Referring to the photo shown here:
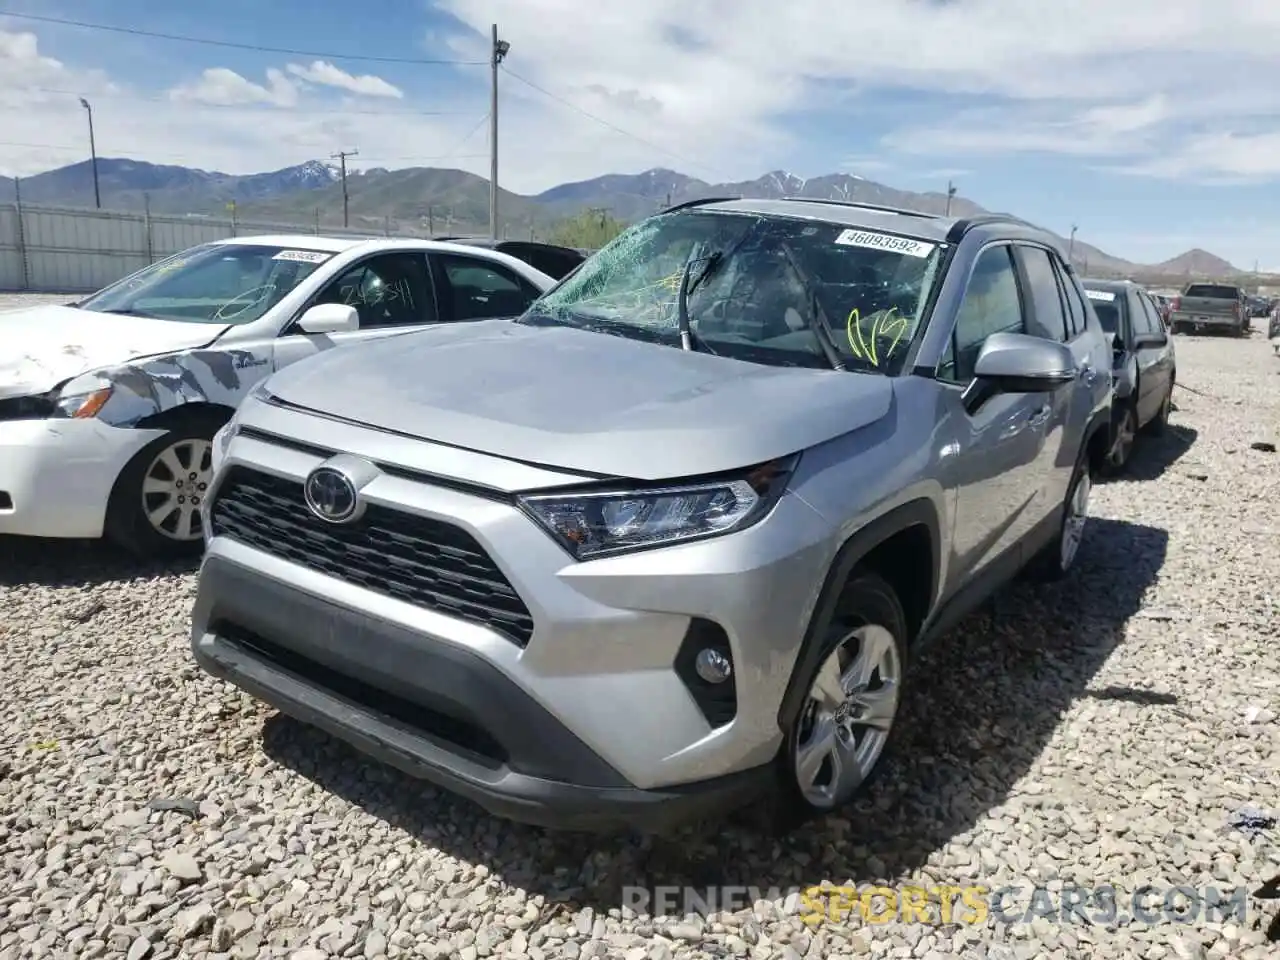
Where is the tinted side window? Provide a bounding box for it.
[1016,246,1069,342]
[1129,293,1155,334]
[435,254,539,321]
[313,253,436,329]
[938,245,1025,383]
[1139,293,1165,332]
[1054,259,1087,338]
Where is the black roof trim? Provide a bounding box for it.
[778,197,941,220]
[944,212,1038,243]
[656,196,742,215]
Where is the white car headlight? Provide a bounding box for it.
[51,380,114,419]
[518,456,796,560]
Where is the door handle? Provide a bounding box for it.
[1029,404,1051,427]
[1079,363,1098,385]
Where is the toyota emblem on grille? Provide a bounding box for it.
[304,466,359,523]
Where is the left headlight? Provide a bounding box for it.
[519,455,797,561]
[51,385,114,419]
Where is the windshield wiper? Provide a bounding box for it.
[92,307,164,319]
[677,247,721,352]
[777,241,846,372]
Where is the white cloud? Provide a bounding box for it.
[6,0,1280,195]
[286,61,403,99]
[170,67,298,108]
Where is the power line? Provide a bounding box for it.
[499,65,720,178]
[0,138,486,166]
[0,11,487,65]
[9,85,474,117]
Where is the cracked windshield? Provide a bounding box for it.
[76,243,330,324]
[521,210,942,374]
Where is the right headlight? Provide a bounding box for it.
[518,455,797,560]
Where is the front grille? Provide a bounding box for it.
[210,466,535,647]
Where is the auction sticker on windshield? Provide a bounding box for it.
[1085,289,1117,302]
[833,229,935,259]
[273,250,332,263]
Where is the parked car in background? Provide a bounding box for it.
[1081,279,1176,473]
[1167,282,1249,336]
[434,237,587,280]
[192,198,1112,831]
[0,235,555,558]
[1269,304,1280,354]
[1247,294,1272,317]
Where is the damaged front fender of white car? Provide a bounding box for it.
[54,345,274,429]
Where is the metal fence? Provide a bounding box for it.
[0,200,422,293]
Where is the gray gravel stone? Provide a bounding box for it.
[1,306,1278,959]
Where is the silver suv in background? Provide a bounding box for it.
[191,198,1113,832]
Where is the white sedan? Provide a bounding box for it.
[0,235,557,558]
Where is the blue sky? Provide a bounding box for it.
[3,0,1280,268]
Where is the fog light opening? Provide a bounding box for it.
[694,647,733,684]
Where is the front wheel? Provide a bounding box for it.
[770,572,908,832]
[105,417,223,559]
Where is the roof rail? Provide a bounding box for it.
[944,212,1038,243]
[779,197,941,220]
[657,195,741,215]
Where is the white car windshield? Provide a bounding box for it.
[518,209,944,375]
[77,243,335,325]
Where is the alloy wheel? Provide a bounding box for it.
[1060,470,1092,571]
[141,438,214,541]
[793,624,901,810]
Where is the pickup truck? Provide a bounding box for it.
[1168,282,1249,337]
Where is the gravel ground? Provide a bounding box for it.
[2,305,1278,960]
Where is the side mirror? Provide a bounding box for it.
[963,332,1076,412]
[296,303,359,334]
[1133,331,1168,349]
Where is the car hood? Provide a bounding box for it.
[263,319,896,480]
[0,304,224,399]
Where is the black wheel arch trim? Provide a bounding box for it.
[776,497,941,731]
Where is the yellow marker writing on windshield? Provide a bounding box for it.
[846,307,910,367]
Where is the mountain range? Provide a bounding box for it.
[1,157,1240,277]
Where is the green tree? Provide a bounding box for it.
[547,209,627,250]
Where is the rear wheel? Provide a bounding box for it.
[1027,443,1092,582]
[770,572,907,832]
[1146,382,1173,436]
[1103,404,1137,475]
[105,414,225,560]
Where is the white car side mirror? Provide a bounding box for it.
[297,303,359,334]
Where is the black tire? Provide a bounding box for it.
[1145,382,1173,436]
[104,412,227,560]
[1026,441,1092,583]
[1100,403,1137,477]
[767,571,908,834]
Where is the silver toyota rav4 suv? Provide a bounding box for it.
[191,198,1113,832]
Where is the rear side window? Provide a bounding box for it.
[1084,287,1123,335]
[1016,247,1068,342]
[1184,284,1240,299]
[1053,259,1087,338]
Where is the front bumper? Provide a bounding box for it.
[1170,312,1240,331]
[0,417,161,538]
[191,412,838,828]
[192,555,772,831]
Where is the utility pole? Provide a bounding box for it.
[427,205,434,236]
[79,97,100,208]
[944,180,956,217]
[331,148,358,228]
[1068,224,1078,263]
[489,24,511,240]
